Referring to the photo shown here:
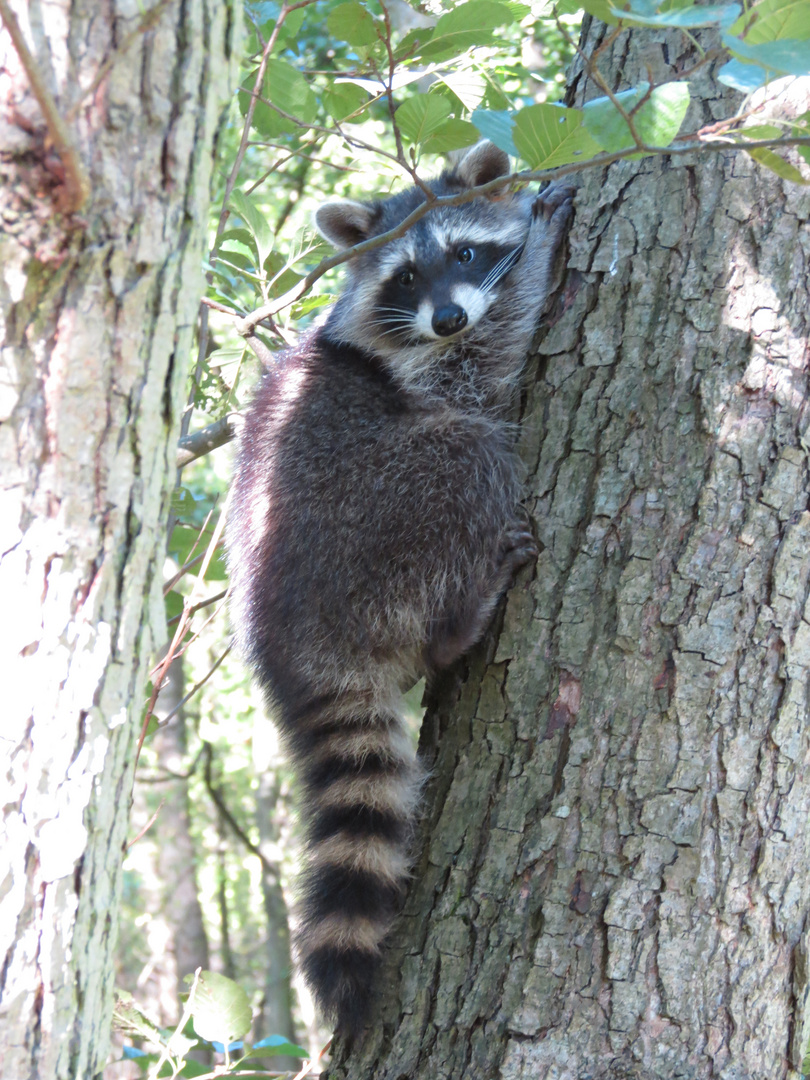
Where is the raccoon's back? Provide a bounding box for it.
[227,333,417,692]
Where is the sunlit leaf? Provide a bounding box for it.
[583,82,690,151]
[327,2,381,46]
[256,59,318,131]
[229,190,273,267]
[395,94,452,145]
[578,0,623,25]
[291,294,334,319]
[746,146,809,182]
[419,1,515,59]
[324,83,371,123]
[727,0,810,43]
[435,70,488,111]
[420,118,481,154]
[188,972,252,1046]
[513,103,601,168]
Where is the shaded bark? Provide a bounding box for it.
[0,3,238,1077]
[255,770,299,1066]
[153,657,211,1002]
[329,23,810,1080]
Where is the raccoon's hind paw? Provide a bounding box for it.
[495,523,539,589]
[533,183,576,223]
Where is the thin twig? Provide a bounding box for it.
[177,414,243,468]
[203,743,275,873]
[0,0,90,211]
[378,0,434,196]
[126,800,166,848]
[159,645,232,726]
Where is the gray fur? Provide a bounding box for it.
[227,142,574,1035]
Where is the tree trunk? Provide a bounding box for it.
[153,657,211,1010]
[329,22,810,1080]
[0,4,237,1078]
[255,770,299,1065]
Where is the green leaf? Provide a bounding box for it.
[290,294,334,319]
[394,26,435,62]
[717,57,770,90]
[395,94,452,145]
[171,487,197,514]
[471,109,518,156]
[609,0,741,27]
[727,0,810,44]
[434,70,488,111]
[725,34,810,75]
[266,58,318,121]
[513,104,601,168]
[419,1,515,59]
[246,1034,310,1058]
[791,113,810,165]
[218,228,258,259]
[277,6,306,39]
[228,190,273,267]
[420,118,481,154]
[327,2,380,46]
[740,123,784,139]
[746,146,809,183]
[188,972,252,1046]
[579,0,623,25]
[206,346,248,368]
[324,83,370,123]
[583,82,690,151]
[239,57,319,137]
[264,58,318,127]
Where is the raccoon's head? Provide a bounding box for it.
[315,142,532,365]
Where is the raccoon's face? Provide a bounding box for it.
[315,140,531,361]
[368,216,527,350]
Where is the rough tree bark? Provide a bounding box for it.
[329,21,810,1080]
[0,3,237,1077]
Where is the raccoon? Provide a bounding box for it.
[227,141,573,1036]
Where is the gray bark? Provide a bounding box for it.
[0,3,238,1077]
[255,770,298,1065]
[153,657,211,1007]
[329,23,810,1080]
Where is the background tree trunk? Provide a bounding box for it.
[0,3,237,1077]
[330,21,810,1080]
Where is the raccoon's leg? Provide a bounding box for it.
[489,185,574,370]
[286,694,423,1037]
[425,522,538,671]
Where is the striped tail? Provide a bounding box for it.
[286,697,423,1036]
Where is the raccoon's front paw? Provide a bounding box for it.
[533,183,576,223]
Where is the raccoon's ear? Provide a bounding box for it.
[314,199,376,249]
[455,140,511,189]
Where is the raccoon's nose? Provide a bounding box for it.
[432,303,468,337]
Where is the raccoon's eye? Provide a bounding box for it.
[397,268,415,287]
[457,246,475,264]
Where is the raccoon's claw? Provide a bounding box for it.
[497,525,539,584]
[533,184,576,222]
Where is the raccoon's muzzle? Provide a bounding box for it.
[432,302,468,337]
